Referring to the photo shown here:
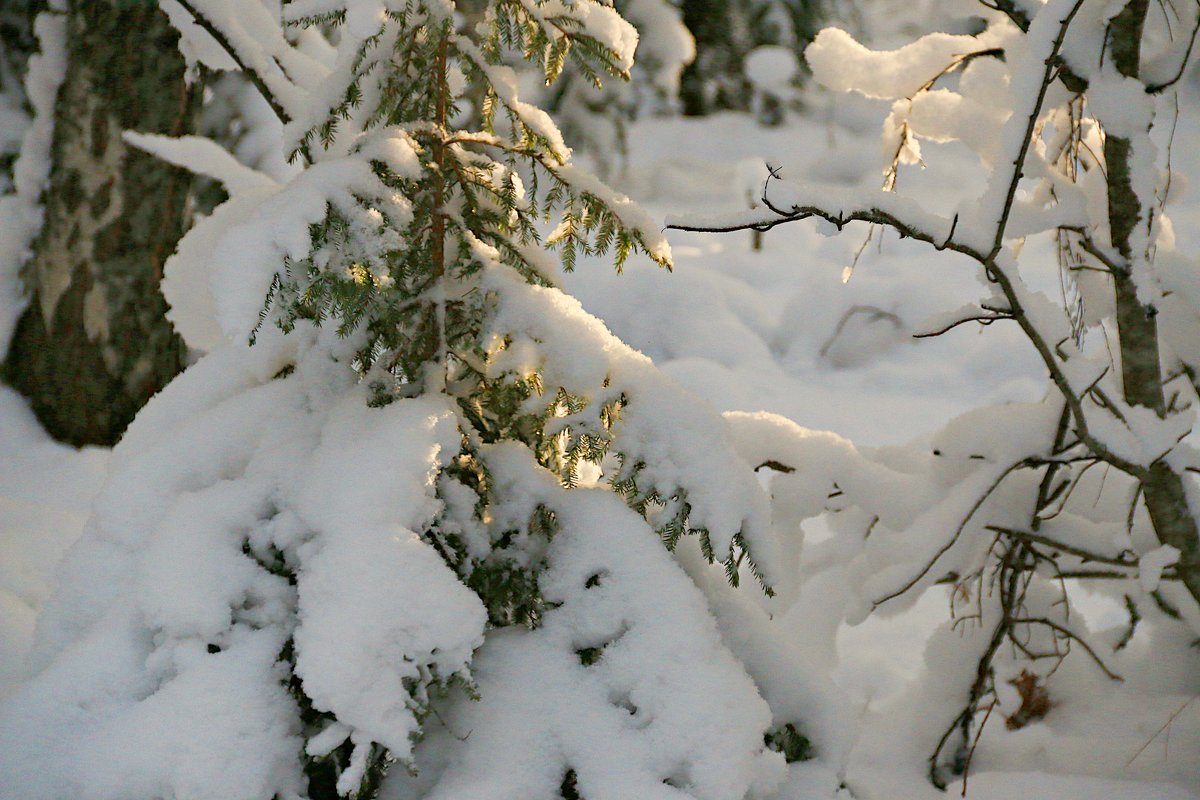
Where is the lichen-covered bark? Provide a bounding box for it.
[2,0,200,446]
[1103,0,1200,603]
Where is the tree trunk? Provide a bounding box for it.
[1103,0,1200,603]
[2,0,200,447]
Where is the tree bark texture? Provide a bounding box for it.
[1103,0,1200,602]
[2,0,201,447]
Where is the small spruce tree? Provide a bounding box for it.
[0,2,790,799]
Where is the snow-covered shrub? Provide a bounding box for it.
[672,0,1200,787]
[0,2,791,798]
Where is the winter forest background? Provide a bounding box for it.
[0,0,1199,799]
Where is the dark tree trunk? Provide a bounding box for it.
[2,0,201,447]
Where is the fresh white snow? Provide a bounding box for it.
[1,2,1198,798]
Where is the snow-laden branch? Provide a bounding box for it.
[668,0,1167,483]
[169,0,308,127]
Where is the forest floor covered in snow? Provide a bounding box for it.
[2,89,1199,799]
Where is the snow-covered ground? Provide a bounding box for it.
[565,97,1200,799]
[1,89,1198,799]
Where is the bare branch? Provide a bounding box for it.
[978,0,1031,31]
[986,525,1138,567]
[1066,228,1126,274]
[987,0,1088,258]
[1010,617,1124,680]
[913,311,1014,339]
[754,460,796,474]
[1146,7,1200,93]
[873,458,1043,608]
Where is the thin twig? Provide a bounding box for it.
[960,700,997,797]
[913,312,1014,338]
[873,459,1038,607]
[1010,617,1124,680]
[1126,697,1197,765]
[1146,5,1200,93]
[985,525,1138,567]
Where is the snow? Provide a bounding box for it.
[123,132,278,195]
[0,331,495,800]
[550,37,1200,797]
[3,1,1200,799]
[0,387,107,699]
[394,463,784,800]
[483,265,775,576]
[537,0,640,74]
[292,393,486,764]
[0,3,67,361]
[806,26,1012,101]
[1139,545,1182,593]
[744,46,799,95]
[620,0,694,93]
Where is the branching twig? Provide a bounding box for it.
[1146,5,1200,93]
[1126,697,1197,765]
[1011,617,1124,680]
[985,525,1138,567]
[873,458,1040,608]
[667,2,1142,482]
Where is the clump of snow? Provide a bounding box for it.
[399,450,784,800]
[292,393,485,764]
[0,4,68,361]
[0,328,491,800]
[483,265,778,580]
[620,0,694,93]
[806,26,1009,101]
[1139,544,1181,593]
[745,46,798,96]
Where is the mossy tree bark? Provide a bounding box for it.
[2,0,200,447]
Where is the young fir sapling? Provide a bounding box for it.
[0,2,791,799]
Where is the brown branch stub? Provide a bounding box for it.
[913,311,1014,339]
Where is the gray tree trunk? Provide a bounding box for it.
[1103,0,1200,604]
[2,0,200,447]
